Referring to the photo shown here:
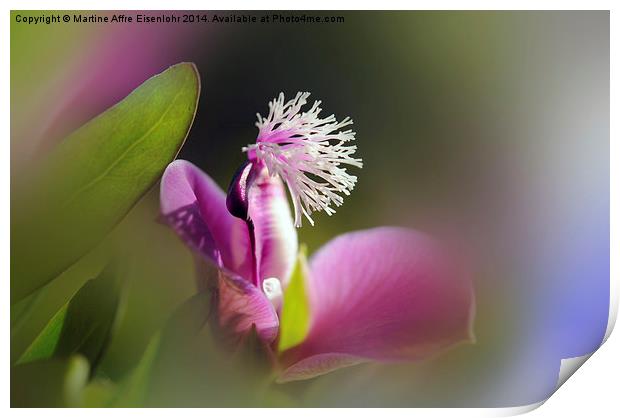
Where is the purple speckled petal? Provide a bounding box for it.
[247,165,298,288]
[163,202,220,264]
[281,227,475,381]
[160,160,252,279]
[216,270,279,344]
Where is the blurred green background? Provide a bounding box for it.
[11,11,609,406]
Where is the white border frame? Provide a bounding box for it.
[2,2,617,416]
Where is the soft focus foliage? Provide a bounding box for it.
[11,62,199,302]
[17,264,122,369]
[11,355,90,407]
[11,62,201,406]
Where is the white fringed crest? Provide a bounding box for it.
[243,92,363,227]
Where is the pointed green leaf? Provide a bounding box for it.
[278,245,311,352]
[53,264,123,370]
[11,62,201,303]
[16,263,123,373]
[11,289,46,349]
[16,304,68,364]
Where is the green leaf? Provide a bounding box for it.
[11,289,45,342]
[16,263,123,372]
[278,245,311,352]
[10,247,107,365]
[11,355,90,407]
[16,304,68,364]
[11,62,201,303]
[54,264,123,370]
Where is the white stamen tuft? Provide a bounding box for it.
[262,277,283,310]
[244,92,363,227]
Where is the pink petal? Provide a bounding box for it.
[160,160,252,279]
[216,270,279,343]
[280,227,475,381]
[248,166,298,288]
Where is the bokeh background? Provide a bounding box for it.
[11,11,609,406]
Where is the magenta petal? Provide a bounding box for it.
[282,227,475,380]
[247,166,297,288]
[160,160,252,279]
[216,270,279,343]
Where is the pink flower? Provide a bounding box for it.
[160,93,475,381]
